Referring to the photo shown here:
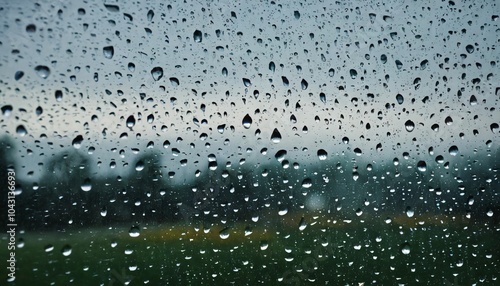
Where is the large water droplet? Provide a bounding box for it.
[151,67,163,81]
[465,44,474,54]
[219,227,230,239]
[242,114,252,129]
[319,93,326,103]
[193,30,202,42]
[298,217,307,231]
[317,149,327,160]
[135,160,144,171]
[55,90,63,101]
[129,226,140,237]
[242,78,251,87]
[448,145,459,156]
[417,161,427,172]
[271,128,282,143]
[445,116,453,125]
[401,243,411,255]
[275,150,287,162]
[14,71,24,81]
[405,120,415,132]
[301,79,308,90]
[147,9,154,21]
[490,123,499,133]
[16,125,27,136]
[62,245,72,256]
[34,65,50,79]
[269,61,275,72]
[72,135,83,148]
[81,178,92,191]
[301,178,312,188]
[349,69,357,79]
[103,46,114,59]
[126,115,136,128]
[405,206,414,218]
[396,94,404,104]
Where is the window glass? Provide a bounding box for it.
[0,0,499,285]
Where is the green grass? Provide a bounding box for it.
[1,219,499,285]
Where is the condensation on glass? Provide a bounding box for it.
[0,0,498,285]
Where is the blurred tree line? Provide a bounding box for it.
[0,134,498,231]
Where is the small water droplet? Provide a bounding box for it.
[55,90,63,101]
[294,11,300,19]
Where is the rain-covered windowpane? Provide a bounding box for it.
[0,0,499,285]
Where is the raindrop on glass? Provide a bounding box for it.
[271,128,282,143]
[103,46,114,59]
[151,67,163,81]
[34,65,50,79]
[401,243,411,255]
[405,120,415,132]
[16,125,27,136]
[317,149,327,160]
[81,178,92,191]
[242,114,252,129]
[62,245,72,256]
[129,226,140,237]
[193,30,202,42]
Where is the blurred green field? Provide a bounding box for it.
[1,218,499,285]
